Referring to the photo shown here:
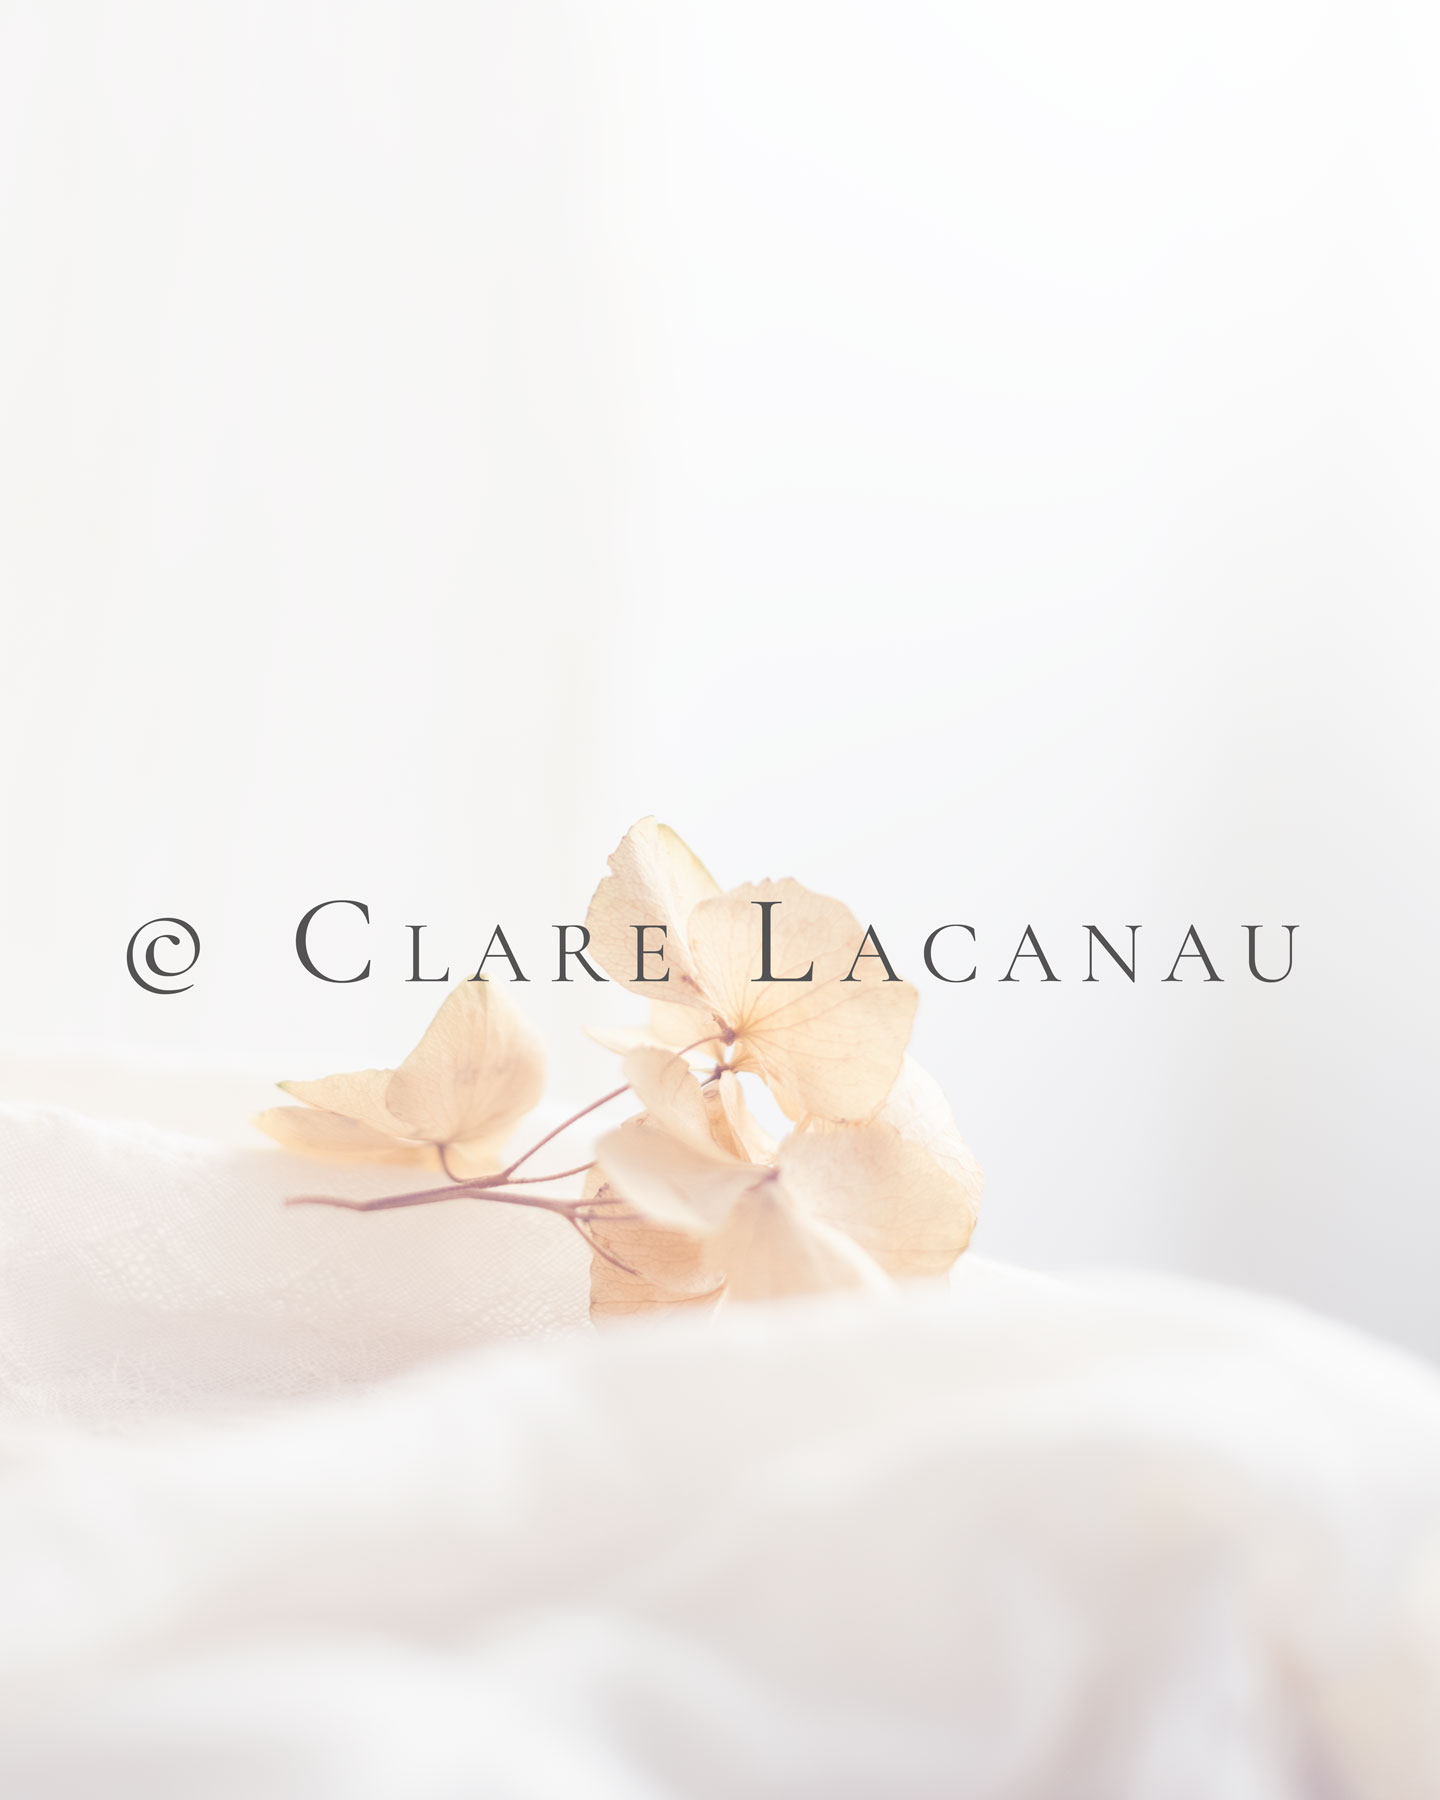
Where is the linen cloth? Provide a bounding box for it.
[0,1100,1437,1798]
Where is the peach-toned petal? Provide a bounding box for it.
[584,1021,721,1066]
[711,1070,778,1165]
[585,1150,882,1311]
[687,879,918,1124]
[713,1185,890,1302]
[440,1136,513,1180]
[779,1059,984,1278]
[594,1117,764,1233]
[385,980,545,1151]
[583,818,722,1011]
[279,1069,413,1140]
[622,1047,733,1159]
[619,1050,775,1173]
[585,1024,663,1057]
[593,1097,894,1306]
[648,998,728,1054]
[876,1056,987,1188]
[252,1106,439,1167]
[585,1168,725,1321]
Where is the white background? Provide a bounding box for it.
[2,2,1437,1353]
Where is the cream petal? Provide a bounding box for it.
[440,1136,512,1180]
[253,1106,439,1167]
[622,1048,728,1158]
[584,1023,717,1065]
[279,1069,413,1139]
[583,818,722,1011]
[648,998,727,1054]
[585,1024,663,1056]
[590,1115,892,1308]
[583,1029,712,1065]
[584,1168,725,1321]
[714,1184,890,1302]
[779,1058,984,1279]
[875,1056,986,1178]
[687,880,917,1124]
[594,1117,767,1233]
[385,980,545,1149]
[711,1070,779,1165]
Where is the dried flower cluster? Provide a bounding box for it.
[257,819,984,1318]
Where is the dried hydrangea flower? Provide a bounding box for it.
[255,979,545,1178]
[258,819,984,1322]
[585,818,918,1125]
[590,1046,983,1316]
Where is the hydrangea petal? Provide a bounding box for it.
[584,818,721,1011]
[595,1117,765,1234]
[585,1169,724,1320]
[385,980,545,1150]
[252,1106,438,1167]
[687,880,917,1123]
[279,1069,413,1140]
[780,1059,984,1278]
[714,1186,890,1302]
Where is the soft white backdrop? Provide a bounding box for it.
[1,3,1437,1353]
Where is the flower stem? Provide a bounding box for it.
[501,1083,630,1177]
[284,1051,719,1275]
[285,1184,641,1275]
[499,1162,595,1185]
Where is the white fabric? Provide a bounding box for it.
[0,1104,589,1424]
[1,1102,1439,1797]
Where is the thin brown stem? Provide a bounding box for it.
[290,1186,586,1218]
[292,1175,488,1210]
[502,1083,630,1177]
[499,1162,594,1186]
[572,1221,640,1276]
[287,1182,643,1277]
[285,1054,725,1277]
[494,1037,725,1182]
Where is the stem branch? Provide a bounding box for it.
[502,1083,630,1177]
